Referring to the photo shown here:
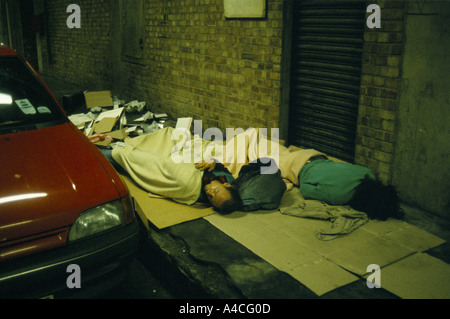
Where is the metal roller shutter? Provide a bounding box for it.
[288,0,365,162]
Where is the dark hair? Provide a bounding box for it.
[215,185,243,215]
[348,175,404,221]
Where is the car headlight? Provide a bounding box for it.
[68,200,124,242]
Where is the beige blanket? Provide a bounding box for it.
[112,127,207,205]
[216,128,326,186]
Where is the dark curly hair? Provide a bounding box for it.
[348,175,404,220]
[214,185,243,215]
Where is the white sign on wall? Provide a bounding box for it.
[224,0,266,18]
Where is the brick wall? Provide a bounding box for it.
[141,0,284,131]
[355,0,405,183]
[42,0,113,89]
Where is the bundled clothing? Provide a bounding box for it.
[280,200,369,241]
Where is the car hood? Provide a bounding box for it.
[0,123,120,243]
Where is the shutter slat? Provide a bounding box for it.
[288,0,365,162]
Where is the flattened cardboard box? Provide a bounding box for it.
[107,128,128,140]
[94,117,117,134]
[84,90,114,109]
[118,173,215,229]
[205,189,447,297]
[369,253,450,299]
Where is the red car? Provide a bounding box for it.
[0,45,139,298]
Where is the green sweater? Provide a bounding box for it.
[299,159,375,206]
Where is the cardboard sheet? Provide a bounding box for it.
[205,210,358,296]
[107,128,128,140]
[204,189,446,297]
[94,117,117,134]
[369,253,450,299]
[84,90,114,109]
[119,174,215,229]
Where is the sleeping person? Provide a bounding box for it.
[298,155,404,221]
[100,145,283,214]
[98,127,285,214]
[196,157,287,214]
[99,146,242,213]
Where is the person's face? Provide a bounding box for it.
[204,180,232,209]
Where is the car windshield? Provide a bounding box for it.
[0,55,66,134]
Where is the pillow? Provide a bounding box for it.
[234,158,287,212]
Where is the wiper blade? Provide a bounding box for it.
[0,120,22,126]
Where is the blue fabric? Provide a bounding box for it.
[99,148,128,175]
